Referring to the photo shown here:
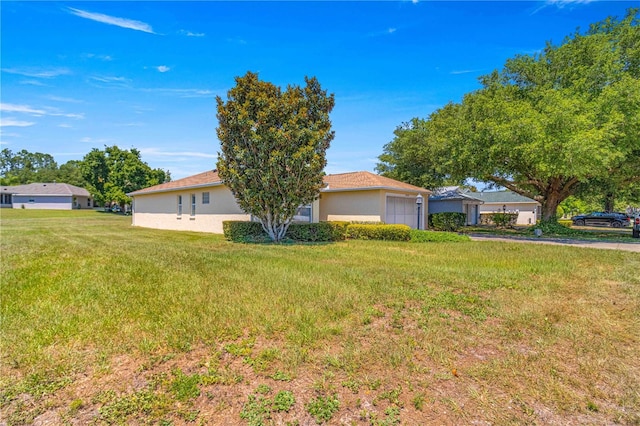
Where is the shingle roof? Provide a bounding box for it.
[429,186,483,202]
[470,190,539,204]
[322,171,429,193]
[128,170,222,195]
[1,183,90,197]
[129,170,429,196]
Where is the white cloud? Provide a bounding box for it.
[0,103,46,116]
[80,137,110,144]
[532,0,594,14]
[450,69,481,75]
[85,53,113,61]
[20,80,48,86]
[139,88,216,98]
[0,118,36,127]
[179,30,205,37]
[58,124,72,128]
[68,7,155,34]
[157,65,171,73]
[546,0,594,6]
[2,67,71,78]
[90,75,131,84]
[367,28,399,38]
[47,96,84,103]
[0,103,84,119]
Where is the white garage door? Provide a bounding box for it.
[386,196,418,228]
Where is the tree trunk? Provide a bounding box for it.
[603,193,615,212]
[260,213,291,243]
[540,199,560,222]
[540,190,562,222]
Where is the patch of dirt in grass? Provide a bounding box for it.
[3,339,635,426]
[3,308,639,425]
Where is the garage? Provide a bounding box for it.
[385,195,420,228]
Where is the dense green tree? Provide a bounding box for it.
[81,146,170,207]
[0,148,59,185]
[216,71,335,242]
[57,160,88,188]
[377,117,466,189]
[80,149,110,206]
[378,10,640,221]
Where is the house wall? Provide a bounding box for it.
[12,195,73,210]
[9,195,91,210]
[479,203,538,225]
[429,200,464,214]
[319,190,384,223]
[320,189,428,229]
[74,196,93,209]
[131,185,250,234]
[132,185,428,234]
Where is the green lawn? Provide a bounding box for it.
[1,209,639,425]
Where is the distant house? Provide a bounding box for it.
[128,170,430,234]
[471,190,540,225]
[1,183,93,210]
[428,186,484,225]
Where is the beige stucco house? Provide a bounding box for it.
[472,190,541,225]
[128,170,430,234]
[1,183,93,210]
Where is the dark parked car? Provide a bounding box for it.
[633,215,640,238]
[571,212,630,228]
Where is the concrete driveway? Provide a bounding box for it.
[469,234,640,252]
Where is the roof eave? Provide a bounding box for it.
[321,186,430,194]
[12,193,80,196]
[481,200,540,205]
[128,181,224,197]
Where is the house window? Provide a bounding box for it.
[190,194,196,217]
[87,198,91,207]
[177,195,183,218]
[294,204,312,223]
[202,192,210,204]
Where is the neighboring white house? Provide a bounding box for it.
[428,186,484,225]
[1,183,93,210]
[128,170,430,234]
[471,190,541,225]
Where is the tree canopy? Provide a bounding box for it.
[377,9,640,220]
[81,146,170,207]
[216,71,335,242]
[0,149,59,185]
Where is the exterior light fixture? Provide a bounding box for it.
[416,194,424,230]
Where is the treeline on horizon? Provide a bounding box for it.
[0,146,170,207]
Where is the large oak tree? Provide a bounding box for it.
[216,72,335,242]
[378,10,639,220]
[81,146,170,207]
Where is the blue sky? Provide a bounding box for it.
[1,1,634,179]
